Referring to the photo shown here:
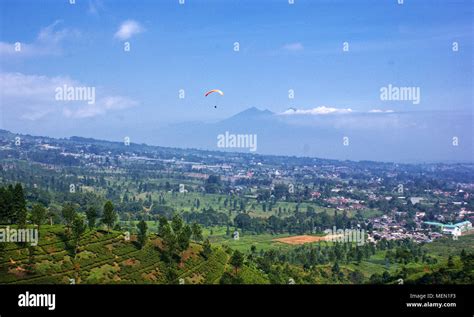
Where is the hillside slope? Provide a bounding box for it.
[0,225,268,284]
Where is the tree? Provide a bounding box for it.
[369,273,383,284]
[191,222,203,241]
[158,216,171,237]
[157,214,193,262]
[13,183,27,227]
[273,184,289,200]
[202,239,212,259]
[0,187,6,223]
[171,214,183,233]
[31,204,47,232]
[234,213,252,232]
[447,255,454,268]
[158,216,177,261]
[166,267,179,284]
[85,207,98,230]
[0,186,14,224]
[349,270,365,284]
[382,271,391,283]
[177,224,192,251]
[250,245,257,254]
[71,215,86,255]
[204,175,221,193]
[102,201,116,232]
[460,251,474,272]
[460,249,467,260]
[331,262,340,279]
[219,271,244,284]
[230,250,245,273]
[62,203,76,233]
[137,220,148,249]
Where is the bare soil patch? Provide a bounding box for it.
[273,235,327,245]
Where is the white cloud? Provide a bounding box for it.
[369,109,394,113]
[0,72,138,121]
[114,20,145,40]
[280,107,397,116]
[37,20,69,43]
[280,106,353,115]
[63,96,138,119]
[282,42,304,51]
[0,20,79,57]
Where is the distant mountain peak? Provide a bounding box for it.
[230,107,274,118]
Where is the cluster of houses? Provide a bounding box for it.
[369,215,435,243]
[368,214,473,244]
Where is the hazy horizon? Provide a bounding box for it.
[1,0,472,163]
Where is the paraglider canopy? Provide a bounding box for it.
[204,89,224,97]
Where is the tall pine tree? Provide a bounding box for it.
[13,184,27,227]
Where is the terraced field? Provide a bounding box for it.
[0,225,268,284]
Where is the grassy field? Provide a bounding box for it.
[115,186,382,221]
[423,234,474,256]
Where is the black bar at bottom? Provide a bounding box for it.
[0,284,472,316]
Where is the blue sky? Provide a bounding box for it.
[0,0,472,159]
